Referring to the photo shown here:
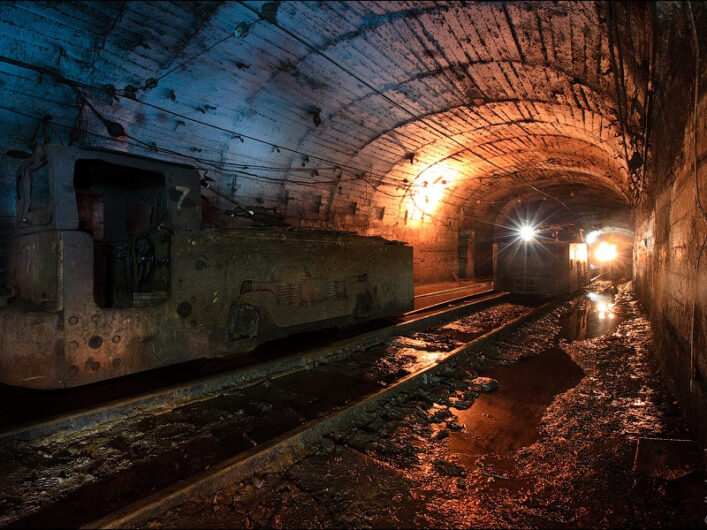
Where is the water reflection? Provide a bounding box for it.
[449,347,585,459]
[558,304,622,341]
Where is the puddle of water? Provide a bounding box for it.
[558,307,623,340]
[449,347,584,461]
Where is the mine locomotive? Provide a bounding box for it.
[493,240,589,296]
[1,145,413,389]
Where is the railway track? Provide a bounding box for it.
[90,296,562,529]
[0,290,560,529]
[0,287,500,444]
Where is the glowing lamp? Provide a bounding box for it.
[570,244,588,261]
[519,225,536,242]
[595,242,617,262]
[585,230,601,245]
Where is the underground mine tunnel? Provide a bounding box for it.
[0,1,705,528]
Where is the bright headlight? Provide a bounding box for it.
[595,242,617,262]
[519,225,536,242]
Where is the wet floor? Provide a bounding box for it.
[4,366,387,528]
[148,283,702,529]
[558,299,623,340]
[444,293,622,464]
[0,300,538,528]
[449,347,585,460]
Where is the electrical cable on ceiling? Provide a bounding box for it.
[236,1,594,224]
[0,102,423,225]
[0,54,421,190]
[1,78,419,204]
[2,87,596,230]
[1,3,627,228]
[1,32,616,220]
[0,54,611,225]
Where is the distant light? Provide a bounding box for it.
[570,244,588,261]
[597,301,608,312]
[519,224,536,242]
[595,242,618,262]
[407,163,457,222]
[585,230,601,244]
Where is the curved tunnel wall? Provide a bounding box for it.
[632,2,707,445]
[0,1,648,285]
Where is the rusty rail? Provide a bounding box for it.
[0,288,502,444]
[88,295,563,529]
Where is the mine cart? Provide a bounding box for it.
[493,241,589,296]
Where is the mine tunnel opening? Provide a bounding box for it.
[73,159,171,308]
[459,183,634,288]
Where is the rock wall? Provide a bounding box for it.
[633,3,707,445]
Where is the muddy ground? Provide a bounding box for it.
[0,299,538,528]
[151,283,704,529]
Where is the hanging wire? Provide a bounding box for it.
[0,54,419,190]
[236,0,592,219]
[1,2,631,226]
[0,51,608,226]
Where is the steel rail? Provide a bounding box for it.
[0,289,503,444]
[88,295,563,529]
[414,281,494,299]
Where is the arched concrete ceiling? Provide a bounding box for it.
[0,1,651,235]
[485,183,632,237]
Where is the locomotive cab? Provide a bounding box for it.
[11,145,200,313]
[493,240,589,296]
[2,145,203,388]
[73,159,172,309]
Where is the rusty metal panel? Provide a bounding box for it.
[59,229,168,387]
[48,228,413,388]
[1,228,414,388]
[0,306,61,388]
[8,231,62,311]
